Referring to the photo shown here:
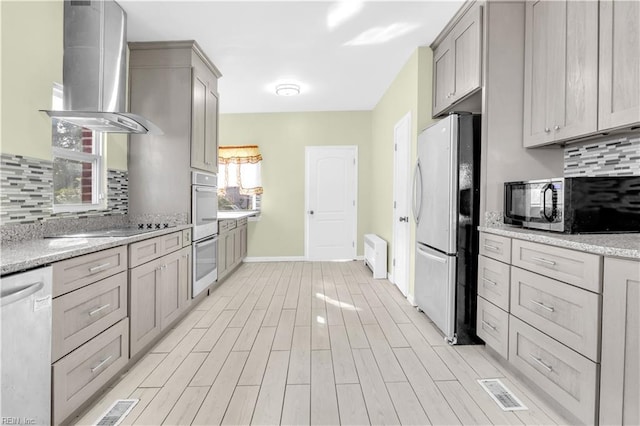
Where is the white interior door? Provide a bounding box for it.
[305,146,357,260]
[392,112,411,295]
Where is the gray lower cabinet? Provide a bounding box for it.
[129,245,191,357]
[217,219,248,281]
[52,319,129,425]
[599,258,640,426]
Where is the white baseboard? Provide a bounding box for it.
[243,256,306,262]
[387,272,394,282]
[407,294,416,306]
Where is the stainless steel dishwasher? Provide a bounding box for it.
[1,266,52,425]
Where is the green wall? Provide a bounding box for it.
[219,111,372,258]
[1,1,62,160]
[370,46,434,297]
[0,0,128,170]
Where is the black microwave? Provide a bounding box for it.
[504,177,640,233]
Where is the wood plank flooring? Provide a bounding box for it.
[73,261,570,425]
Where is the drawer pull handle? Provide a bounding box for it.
[530,300,555,312]
[483,244,500,251]
[88,304,111,316]
[482,277,497,286]
[532,256,556,266]
[529,354,553,372]
[481,320,497,331]
[89,263,111,274]
[91,355,113,373]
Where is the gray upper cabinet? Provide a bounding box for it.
[128,41,221,219]
[523,0,598,147]
[598,0,640,131]
[599,258,639,426]
[432,2,482,117]
[191,59,219,173]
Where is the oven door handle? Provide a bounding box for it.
[195,187,217,193]
[195,236,218,248]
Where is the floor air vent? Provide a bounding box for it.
[94,399,139,426]
[478,379,528,411]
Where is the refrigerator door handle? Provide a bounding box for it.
[412,160,423,224]
[416,245,446,263]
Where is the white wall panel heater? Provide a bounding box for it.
[364,234,387,279]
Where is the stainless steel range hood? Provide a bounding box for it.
[42,0,161,135]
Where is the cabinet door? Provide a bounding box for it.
[129,258,162,357]
[600,258,639,426]
[225,232,235,270]
[191,68,208,171]
[205,89,219,173]
[218,233,228,278]
[553,0,598,141]
[523,0,559,147]
[598,0,640,130]
[432,40,455,117]
[160,250,182,330]
[233,228,242,265]
[240,224,248,258]
[451,4,482,103]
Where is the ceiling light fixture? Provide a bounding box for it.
[275,83,300,96]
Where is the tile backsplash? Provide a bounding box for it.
[1,153,128,231]
[564,133,640,177]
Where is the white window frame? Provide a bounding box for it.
[52,131,106,213]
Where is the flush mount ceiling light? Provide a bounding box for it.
[275,83,300,96]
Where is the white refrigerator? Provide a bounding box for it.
[413,113,481,345]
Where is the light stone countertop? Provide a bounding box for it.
[217,210,259,220]
[479,225,640,260]
[1,224,192,276]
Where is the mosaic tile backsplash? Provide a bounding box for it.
[1,153,128,227]
[564,133,640,177]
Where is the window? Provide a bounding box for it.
[218,145,263,211]
[51,84,105,211]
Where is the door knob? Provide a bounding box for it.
[308,210,314,215]
[399,216,409,222]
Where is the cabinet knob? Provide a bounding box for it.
[544,128,551,133]
[554,125,560,131]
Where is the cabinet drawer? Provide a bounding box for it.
[511,239,602,293]
[52,319,129,425]
[476,296,509,359]
[510,267,601,361]
[129,231,183,268]
[237,217,248,227]
[479,233,511,263]
[53,246,127,297]
[218,220,228,233]
[52,272,127,362]
[477,255,510,310]
[221,219,236,231]
[509,316,598,425]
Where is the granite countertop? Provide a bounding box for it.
[218,211,259,220]
[479,225,640,259]
[1,224,192,276]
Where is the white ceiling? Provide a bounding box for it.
[121,1,463,114]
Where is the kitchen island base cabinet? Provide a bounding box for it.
[599,258,640,426]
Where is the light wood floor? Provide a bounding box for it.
[74,261,570,425]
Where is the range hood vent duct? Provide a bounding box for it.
[43,0,162,135]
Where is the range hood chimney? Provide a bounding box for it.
[43,0,161,134]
